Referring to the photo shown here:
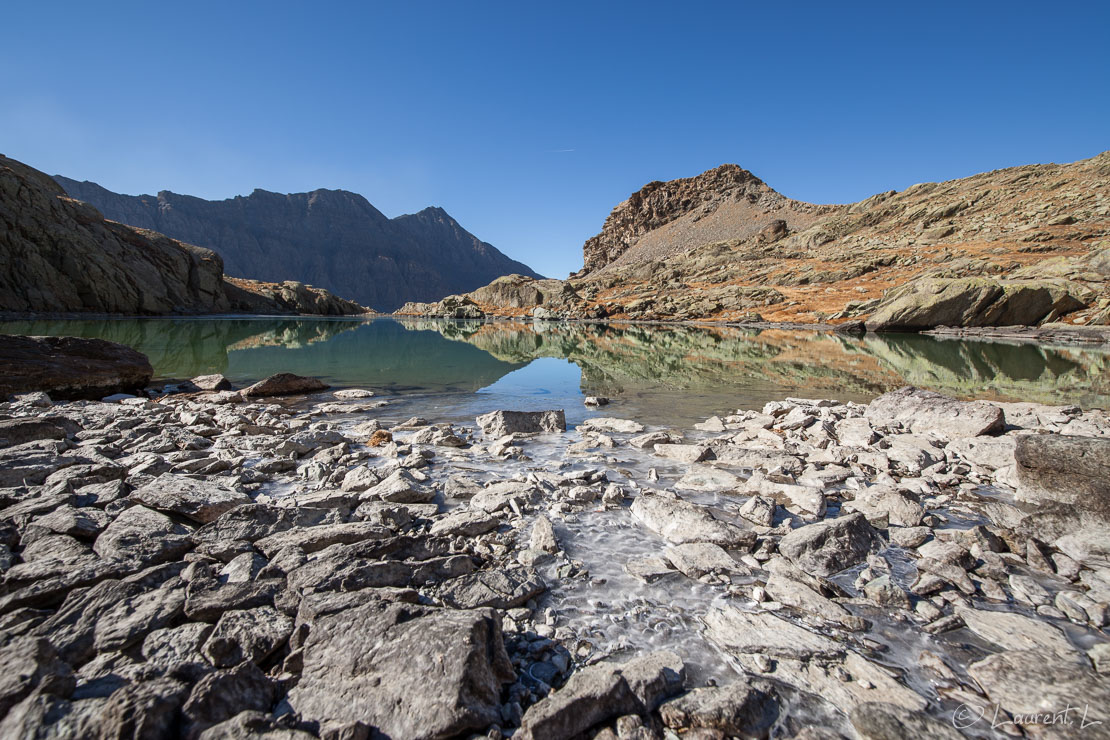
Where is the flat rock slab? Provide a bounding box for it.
[287,602,513,739]
[654,444,712,463]
[967,649,1110,732]
[519,651,685,740]
[438,566,545,609]
[664,543,746,579]
[130,476,250,524]
[1015,434,1110,524]
[580,417,645,434]
[476,410,566,436]
[956,606,1077,658]
[704,605,926,713]
[191,504,333,546]
[93,506,194,566]
[631,493,755,549]
[777,512,884,577]
[0,335,153,400]
[0,417,79,448]
[864,386,1004,441]
[242,373,328,397]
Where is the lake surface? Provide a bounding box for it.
[3,316,1107,426]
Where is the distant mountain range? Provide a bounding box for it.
[53,176,543,312]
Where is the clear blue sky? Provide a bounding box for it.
[3,1,1107,279]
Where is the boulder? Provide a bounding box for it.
[955,606,1076,658]
[0,637,75,716]
[96,677,189,739]
[198,711,315,739]
[967,650,1110,734]
[0,417,79,448]
[518,651,685,740]
[850,701,964,740]
[437,566,545,609]
[201,606,293,668]
[631,493,755,549]
[864,277,1091,331]
[192,504,332,546]
[864,386,1004,441]
[475,409,566,436]
[659,682,778,738]
[93,506,194,565]
[182,661,277,737]
[130,476,251,524]
[777,513,884,577]
[190,374,233,392]
[0,335,153,400]
[664,543,745,579]
[287,603,514,739]
[242,373,329,397]
[704,606,926,712]
[1015,435,1110,523]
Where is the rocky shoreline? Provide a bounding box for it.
[0,372,1108,738]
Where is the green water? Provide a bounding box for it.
[3,316,1107,425]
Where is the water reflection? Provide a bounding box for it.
[2,317,1106,415]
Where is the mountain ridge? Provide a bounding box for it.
[0,154,366,316]
[401,151,1110,330]
[53,176,543,312]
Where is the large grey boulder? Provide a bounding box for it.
[850,701,964,740]
[518,651,685,740]
[476,409,566,436]
[437,566,545,609]
[864,386,1004,441]
[130,475,251,524]
[1015,434,1110,524]
[201,606,293,668]
[287,603,513,739]
[0,417,79,448]
[777,513,884,577]
[0,637,75,716]
[659,682,778,738]
[191,504,333,546]
[631,493,755,549]
[967,650,1110,736]
[183,661,277,738]
[0,335,153,400]
[242,373,329,397]
[93,506,194,565]
[864,277,1090,331]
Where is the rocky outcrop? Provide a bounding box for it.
[864,276,1093,331]
[55,176,542,312]
[1,155,366,316]
[0,335,153,399]
[579,164,832,274]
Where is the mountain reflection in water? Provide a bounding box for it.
[2,317,1106,419]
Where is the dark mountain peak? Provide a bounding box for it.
[53,175,543,311]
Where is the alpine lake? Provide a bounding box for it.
[2,316,1106,425]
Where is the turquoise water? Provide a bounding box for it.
[3,316,1107,426]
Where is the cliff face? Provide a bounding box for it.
[53,177,543,312]
[0,155,366,316]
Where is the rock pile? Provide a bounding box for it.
[0,378,1107,738]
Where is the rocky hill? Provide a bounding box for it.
[0,155,366,316]
[404,152,1110,330]
[54,176,543,312]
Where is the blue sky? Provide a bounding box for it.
[3,1,1107,279]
